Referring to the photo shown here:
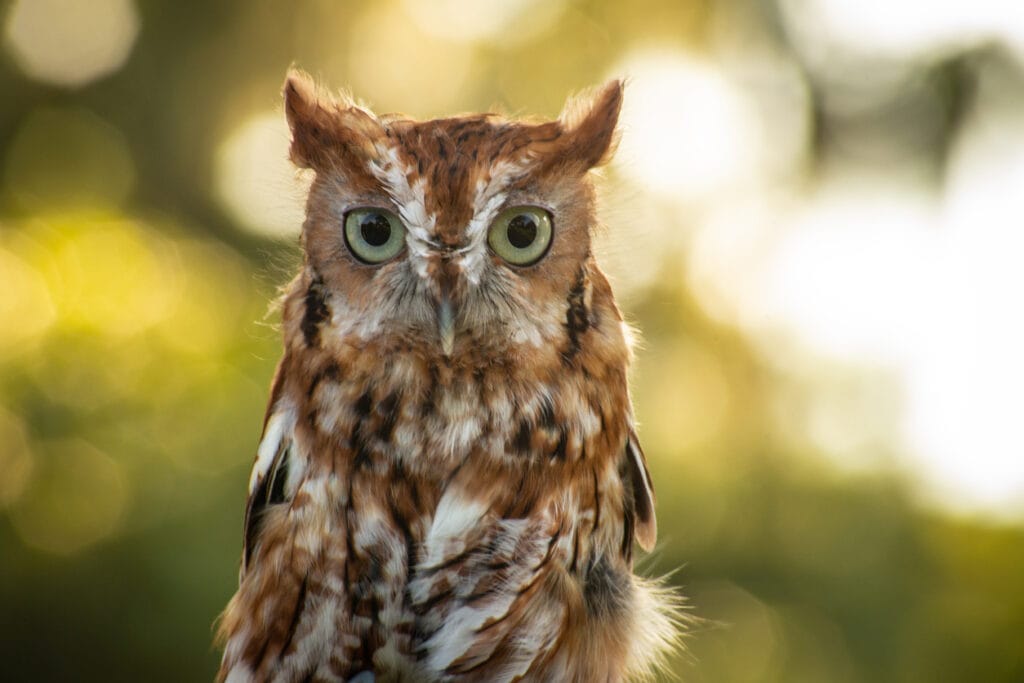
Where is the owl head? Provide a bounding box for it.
[284,71,623,364]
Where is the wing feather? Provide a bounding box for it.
[625,429,656,552]
[242,406,296,573]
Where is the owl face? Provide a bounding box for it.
[284,74,622,362]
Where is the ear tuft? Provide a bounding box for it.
[559,79,624,169]
[283,69,331,169]
[282,68,381,170]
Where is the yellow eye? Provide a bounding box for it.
[344,208,406,264]
[487,206,553,266]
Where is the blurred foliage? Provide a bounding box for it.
[1,0,1022,681]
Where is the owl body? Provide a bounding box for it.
[217,73,676,682]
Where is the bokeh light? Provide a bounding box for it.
[154,237,253,355]
[3,0,139,88]
[614,50,760,200]
[634,339,732,454]
[9,439,127,555]
[347,3,475,115]
[402,0,566,45]
[42,216,178,337]
[215,112,307,239]
[0,239,57,355]
[612,47,808,202]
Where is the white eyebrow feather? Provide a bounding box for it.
[367,144,436,279]
[458,159,528,284]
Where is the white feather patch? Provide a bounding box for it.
[421,492,487,569]
[425,601,517,673]
[248,407,295,495]
[222,662,253,683]
[418,519,553,677]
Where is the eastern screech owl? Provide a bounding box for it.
[216,70,678,683]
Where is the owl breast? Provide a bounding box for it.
[217,279,641,682]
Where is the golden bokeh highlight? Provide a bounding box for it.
[155,237,253,355]
[0,240,57,356]
[215,113,309,239]
[3,0,139,87]
[9,439,127,555]
[402,0,565,45]
[635,340,732,456]
[614,50,761,200]
[347,3,476,116]
[42,217,178,338]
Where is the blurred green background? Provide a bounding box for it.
[1,0,1023,681]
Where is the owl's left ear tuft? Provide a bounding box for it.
[558,79,624,170]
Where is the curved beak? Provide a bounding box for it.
[436,294,456,357]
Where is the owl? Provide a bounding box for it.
[216,70,679,683]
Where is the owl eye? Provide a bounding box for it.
[487,206,553,266]
[344,208,406,264]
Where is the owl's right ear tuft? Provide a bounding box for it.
[283,69,382,170]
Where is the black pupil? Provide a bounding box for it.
[507,214,537,249]
[360,213,391,247]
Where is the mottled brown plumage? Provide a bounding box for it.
[216,70,678,683]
